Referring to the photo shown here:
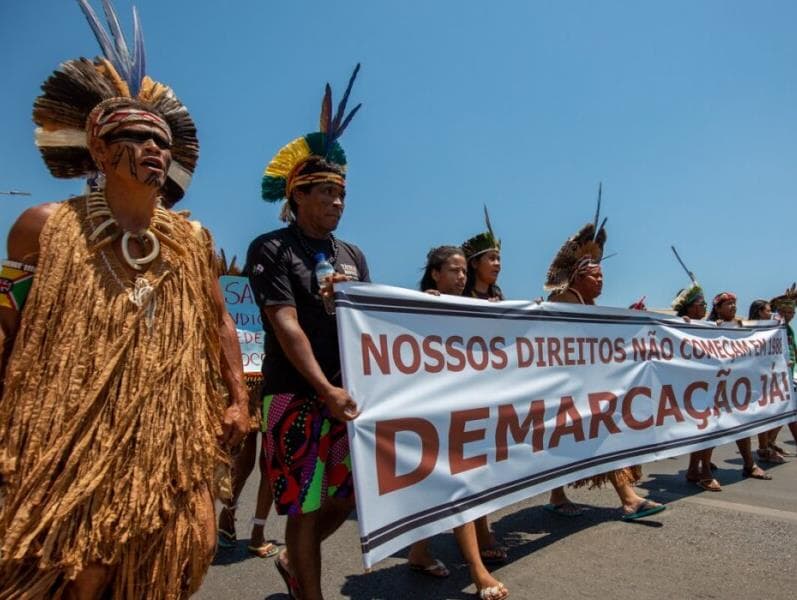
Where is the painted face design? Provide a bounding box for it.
[100,122,173,188]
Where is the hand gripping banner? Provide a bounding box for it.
[335,283,796,568]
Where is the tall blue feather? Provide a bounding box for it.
[332,63,361,133]
[597,216,607,234]
[74,0,145,96]
[76,0,118,66]
[671,246,697,284]
[131,6,145,96]
[102,0,129,68]
[325,63,362,155]
[334,103,361,140]
[592,182,602,241]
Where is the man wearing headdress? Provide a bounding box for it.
[542,188,665,520]
[0,3,248,598]
[246,65,369,600]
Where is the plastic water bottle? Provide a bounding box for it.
[314,253,336,314]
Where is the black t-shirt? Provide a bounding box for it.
[246,225,370,395]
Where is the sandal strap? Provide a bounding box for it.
[252,517,268,526]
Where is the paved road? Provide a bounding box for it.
[197,433,797,600]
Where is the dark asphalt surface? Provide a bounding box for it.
[196,433,797,600]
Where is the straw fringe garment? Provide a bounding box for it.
[0,198,229,599]
[548,288,642,489]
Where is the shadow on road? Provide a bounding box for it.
[339,502,630,600]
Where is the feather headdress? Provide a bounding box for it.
[33,0,198,205]
[670,246,704,313]
[262,64,362,202]
[544,183,608,292]
[217,249,241,276]
[462,205,501,260]
[771,282,797,312]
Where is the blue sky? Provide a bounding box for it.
[1,1,795,314]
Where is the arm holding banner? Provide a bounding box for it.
[265,303,359,421]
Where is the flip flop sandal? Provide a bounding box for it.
[248,542,279,558]
[217,528,237,549]
[408,558,450,578]
[216,503,238,548]
[477,582,508,600]
[696,478,721,492]
[479,546,509,565]
[757,447,786,463]
[743,466,772,480]
[768,442,792,456]
[275,556,301,599]
[543,502,584,517]
[621,500,666,521]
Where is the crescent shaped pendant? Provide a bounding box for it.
[121,230,161,270]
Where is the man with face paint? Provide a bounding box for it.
[542,197,666,521]
[0,3,248,598]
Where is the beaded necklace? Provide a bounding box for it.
[291,223,339,265]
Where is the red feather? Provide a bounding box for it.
[320,84,332,133]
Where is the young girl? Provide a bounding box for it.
[408,246,509,600]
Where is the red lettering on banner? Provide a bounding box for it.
[466,337,490,371]
[546,337,563,366]
[490,337,508,369]
[622,386,654,430]
[562,337,576,366]
[376,418,439,495]
[495,400,545,460]
[656,385,685,425]
[534,337,547,366]
[549,396,585,448]
[449,408,489,474]
[393,334,421,374]
[516,337,534,367]
[362,334,390,375]
[423,335,445,373]
[683,380,710,429]
[446,336,466,372]
[588,391,621,438]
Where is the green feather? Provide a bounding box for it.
[261,175,286,202]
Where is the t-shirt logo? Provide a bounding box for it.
[340,263,360,280]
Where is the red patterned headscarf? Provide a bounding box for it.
[712,292,736,308]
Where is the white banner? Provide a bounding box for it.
[220,275,264,375]
[336,283,797,568]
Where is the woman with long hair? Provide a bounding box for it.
[710,293,772,482]
[462,209,503,301]
[408,246,509,600]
